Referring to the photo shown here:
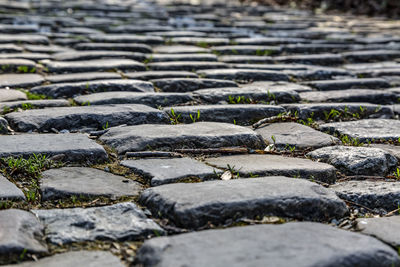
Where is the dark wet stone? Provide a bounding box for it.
[140,177,347,228]
[152,78,237,92]
[32,202,165,245]
[148,61,228,71]
[4,251,125,267]
[288,66,351,80]
[0,89,27,102]
[121,158,221,186]
[197,69,289,81]
[343,50,400,63]
[0,116,8,133]
[74,92,193,107]
[332,180,400,211]
[300,89,398,104]
[0,99,70,112]
[40,167,142,201]
[357,216,400,247]
[31,79,154,98]
[205,154,337,183]
[5,104,168,132]
[124,71,198,80]
[303,78,390,91]
[274,53,344,66]
[0,74,44,88]
[107,25,173,34]
[89,34,163,44]
[307,146,398,176]
[0,34,49,44]
[0,58,36,73]
[99,122,266,154]
[53,51,145,62]
[165,104,284,125]
[42,59,145,73]
[211,45,281,55]
[136,222,399,267]
[74,42,152,53]
[148,53,217,62]
[45,72,122,83]
[283,43,351,53]
[0,209,48,256]
[320,119,400,142]
[256,122,339,150]
[153,45,210,54]
[283,103,394,120]
[0,174,25,200]
[0,133,108,163]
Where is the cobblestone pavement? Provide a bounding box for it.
[1,0,400,266]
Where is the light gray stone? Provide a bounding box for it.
[148,53,217,62]
[302,78,391,91]
[31,79,154,98]
[211,45,281,55]
[0,34,48,45]
[148,61,228,71]
[332,180,400,211]
[300,89,398,104]
[0,89,27,102]
[140,177,348,228]
[42,59,145,73]
[320,119,400,142]
[153,45,210,54]
[275,53,344,65]
[370,144,400,160]
[165,104,284,125]
[99,122,266,154]
[53,50,145,62]
[357,216,400,247]
[197,68,289,81]
[205,154,337,183]
[151,78,237,92]
[0,59,36,72]
[40,167,142,200]
[307,146,398,176]
[0,133,108,163]
[136,222,400,267]
[0,74,44,88]
[124,71,198,80]
[0,209,47,256]
[5,104,168,132]
[121,158,221,186]
[0,174,25,200]
[45,72,122,83]
[0,99,70,112]
[256,122,339,150]
[74,92,194,107]
[89,34,163,44]
[3,251,124,267]
[32,202,164,245]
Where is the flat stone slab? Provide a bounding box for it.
[0,89,27,102]
[5,104,168,132]
[0,74,44,88]
[0,133,108,163]
[89,34,163,44]
[148,61,228,71]
[203,87,299,104]
[136,222,399,267]
[40,167,142,201]
[0,174,25,200]
[307,146,398,176]
[0,59,36,72]
[274,53,344,65]
[74,92,193,107]
[0,34,48,45]
[32,202,164,245]
[148,53,217,62]
[45,72,122,84]
[140,177,348,228]
[343,50,400,62]
[165,104,284,125]
[205,154,337,183]
[0,99,70,112]
[197,69,289,81]
[151,78,237,92]
[357,216,400,247]
[42,59,145,73]
[331,181,400,211]
[153,45,210,54]
[302,78,390,91]
[53,50,145,62]
[283,103,394,120]
[320,119,400,142]
[99,122,266,154]
[75,43,152,53]
[31,79,154,98]
[4,251,124,267]
[125,71,198,80]
[256,122,339,150]
[211,45,281,55]
[0,209,47,256]
[370,144,400,160]
[299,89,398,104]
[121,158,222,186]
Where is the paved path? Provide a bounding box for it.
[1,0,400,266]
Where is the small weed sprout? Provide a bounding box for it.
[168,108,181,125]
[189,110,200,123]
